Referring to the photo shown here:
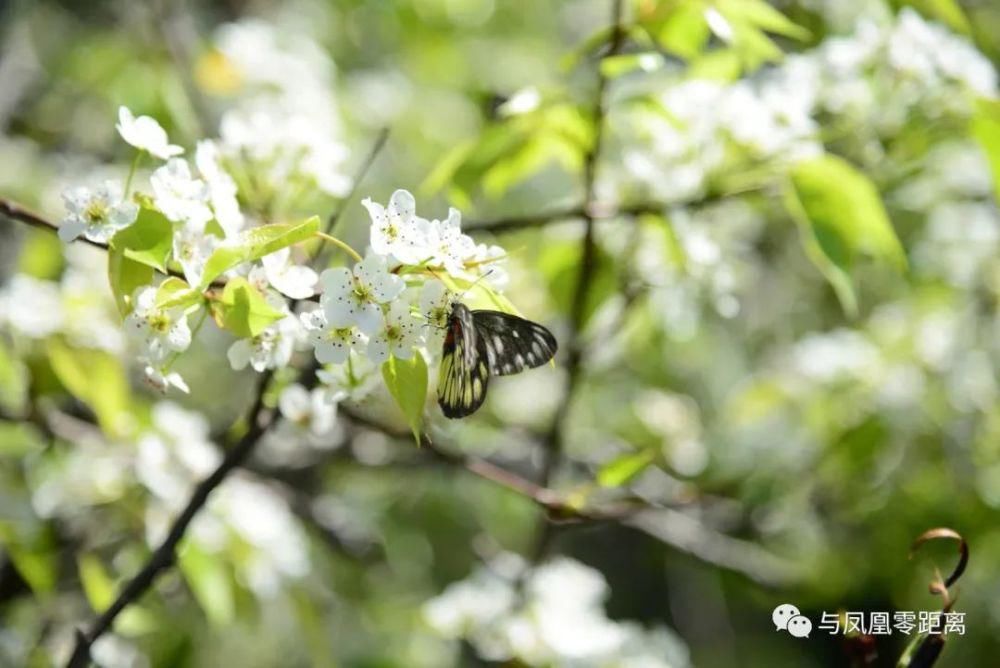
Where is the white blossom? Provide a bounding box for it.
[59,181,138,244]
[195,140,244,237]
[320,254,403,335]
[0,274,65,338]
[278,383,338,436]
[142,363,190,394]
[262,247,318,299]
[125,286,192,363]
[150,158,212,231]
[116,106,183,160]
[227,315,300,372]
[300,308,366,365]
[363,189,429,264]
[367,301,422,364]
[424,208,476,274]
[172,225,218,287]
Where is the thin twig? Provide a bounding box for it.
[311,127,391,267]
[66,370,275,668]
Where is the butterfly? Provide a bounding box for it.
[437,302,558,418]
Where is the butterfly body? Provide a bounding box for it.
[437,302,557,418]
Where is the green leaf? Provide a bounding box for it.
[47,340,132,438]
[688,48,742,81]
[600,52,664,78]
[179,543,235,626]
[5,544,57,596]
[155,277,203,311]
[786,155,906,315]
[719,0,811,41]
[653,1,710,59]
[540,239,617,328]
[108,247,154,316]
[0,338,28,413]
[971,97,1000,205]
[17,231,63,280]
[198,216,320,289]
[598,450,655,487]
[78,554,115,611]
[110,206,173,272]
[210,277,284,338]
[381,353,428,445]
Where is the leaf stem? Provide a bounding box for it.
[314,231,363,263]
[124,151,144,198]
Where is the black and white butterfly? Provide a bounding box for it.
[438,302,558,418]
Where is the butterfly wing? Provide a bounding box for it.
[437,303,491,418]
[471,310,558,376]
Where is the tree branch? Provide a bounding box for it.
[66,370,275,668]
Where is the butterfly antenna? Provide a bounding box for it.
[459,269,495,300]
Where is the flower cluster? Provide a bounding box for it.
[54,90,508,411]
[610,9,997,205]
[300,189,506,376]
[423,555,690,667]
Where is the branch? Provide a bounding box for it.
[66,370,275,668]
[0,198,207,285]
[339,407,799,585]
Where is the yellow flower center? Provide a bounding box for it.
[85,201,109,224]
[148,312,171,333]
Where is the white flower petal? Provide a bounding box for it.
[227,339,253,370]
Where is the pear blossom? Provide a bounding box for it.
[363,189,429,264]
[116,106,183,159]
[150,158,212,231]
[227,315,301,372]
[0,274,65,338]
[262,247,318,299]
[424,208,476,274]
[367,301,423,364]
[142,362,190,394]
[316,355,380,400]
[195,140,244,237]
[320,253,403,335]
[419,280,453,348]
[125,286,192,363]
[172,226,218,287]
[58,181,138,244]
[278,383,338,435]
[300,308,366,365]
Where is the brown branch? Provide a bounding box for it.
[66,370,275,668]
[0,198,209,285]
[338,407,798,584]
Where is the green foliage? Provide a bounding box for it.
[640,0,810,75]
[46,339,132,438]
[111,206,173,272]
[382,353,428,445]
[597,449,655,487]
[210,277,284,338]
[786,155,906,315]
[198,216,320,289]
[154,276,203,311]
[179,543,236,626]
[424,103,592,206]
[972,97,1000,205]
[108,247,154,315]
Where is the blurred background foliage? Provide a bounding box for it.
[1,0,999,666]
